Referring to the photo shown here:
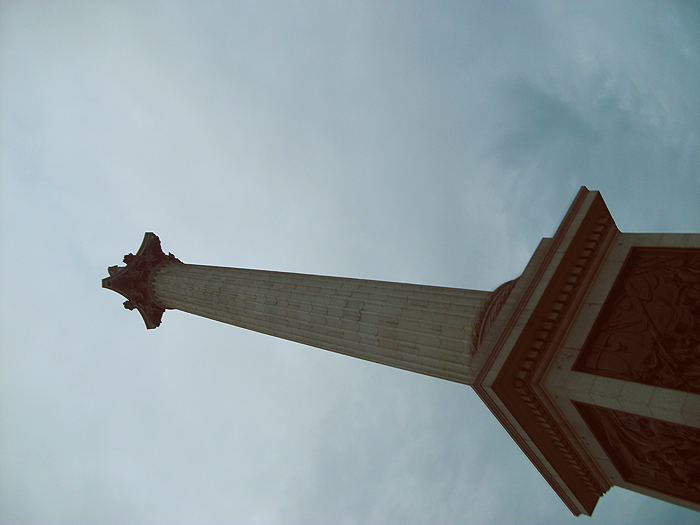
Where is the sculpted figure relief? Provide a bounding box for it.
[575,249,700,394]
[577,404,700,503]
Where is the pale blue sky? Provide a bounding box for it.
[1,1,699,523]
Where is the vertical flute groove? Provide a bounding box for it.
[152,263,489,384]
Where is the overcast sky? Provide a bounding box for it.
[1,1,699,524]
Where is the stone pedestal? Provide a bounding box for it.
[471,187,700,515]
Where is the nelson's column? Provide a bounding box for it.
[104,187,700,516]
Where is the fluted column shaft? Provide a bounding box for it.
[152,263,489,384]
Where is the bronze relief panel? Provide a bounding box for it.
[575,248,700,394]
[576,403,700,504]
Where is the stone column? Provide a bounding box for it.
[103,233,491,384]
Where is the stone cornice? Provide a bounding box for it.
[506,210,611,500]
[472,188,617,515]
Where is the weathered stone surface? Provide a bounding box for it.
[149,261,489,384]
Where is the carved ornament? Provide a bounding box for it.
[102,232,181,329]
[575,248,700,394]
[472,279,517,355]
[504,214,612,500]
[577,403,700,504]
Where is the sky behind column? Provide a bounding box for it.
[1,1,699,523]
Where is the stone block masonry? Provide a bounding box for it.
[152,262,489,384]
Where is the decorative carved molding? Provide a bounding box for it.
[576,403,700,504]
[575,248,700,394]
[501,213,612,501]
[102,232,181,329]
[472,279,517,355]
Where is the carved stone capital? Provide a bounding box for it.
[102,232,181,329]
